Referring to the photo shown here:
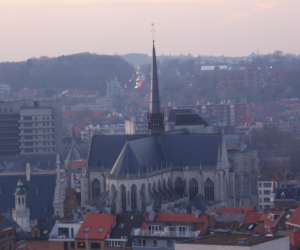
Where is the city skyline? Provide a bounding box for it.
[0,0,299,61]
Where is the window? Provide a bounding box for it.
[204,178,214,201]
[77,242,86,249]
[264,190,270,195]
[178,226,187,236]
[189,178,198,201]
[259,183,262,187]
[70,242,75,249]
[83,227,90,232]
[91,243,101,249]
[71,228,74,238]
[34,231,38,238]
[175,177,184,196]
[64,242,68,250]
[121,185,126,212]
[264,198,270,202]
[153,240,157,247]
[131,185,137,211]
[8,244,12,250]
[92,179,100,199]
[263,183,272,188]
[97,227,104,233]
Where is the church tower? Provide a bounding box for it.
[12,179,30,232]
[147,41,164,135]
[53,155,64,218]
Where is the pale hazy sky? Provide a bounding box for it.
[0,0,299,61]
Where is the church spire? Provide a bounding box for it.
[147,27,164,135]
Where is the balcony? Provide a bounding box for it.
[49,234,74,241]
[134,230,200,238]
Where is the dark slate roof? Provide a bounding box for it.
[3,214,27,239]
[109,214,144,247]
[27,217,56,239]
[0,174,56,220]
[0,155,57,172]
[168,109,192,123]
[186,194,209,213]
[161,134,221,167]
[110,134,222,175]
[110,137,165,175]
[274,188,300,200]
[88,135,147,168]
[175,113,209,126]
[65,145,81,162]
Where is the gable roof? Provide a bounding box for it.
[286,206,300,227]
[242,212,264,224]
[109,134,222,175]
[168,109,192,123]
[109,214,144,247]
[261,211,283,228]
[75,213,114,240]
[144,213,206,223]
[110,137,166,175]
[175,114,209,126]
[0,174,56,220]
[88,135,147,168]
[65,145,81,163]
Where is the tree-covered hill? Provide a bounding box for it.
[0,53,135,95]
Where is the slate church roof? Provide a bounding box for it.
[0,174,56,220]
[65,145,81,163]
[109,133,222,175]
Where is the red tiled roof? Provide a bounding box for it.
[75,213,114,239]
[208,206,254,215]
[245,64,255,70]
[287,205,300,226]
[261,211,283,227]
[144,213,206,223]
[242,212,264,224]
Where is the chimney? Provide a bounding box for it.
[149,211,156,222]
[26,163,31,181]
[195,210,201,219]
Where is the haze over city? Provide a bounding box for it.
[0,0,299,61]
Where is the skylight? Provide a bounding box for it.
[97,227,104,233]
[83,227,90,232]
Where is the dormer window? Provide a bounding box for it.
[83,227,90,233]
[281,192,285,199]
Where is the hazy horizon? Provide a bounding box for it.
[0,0,299,62]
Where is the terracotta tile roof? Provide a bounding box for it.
[261,211,283,228]
[208,206,254,215]
[286,206,300,226]
[75,213,114,239]
[144,213,206,223]
[242,212,264,224]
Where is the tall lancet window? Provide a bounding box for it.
[175,177,184,196]
[91,179,100,199]
[189,178,198,201]
[204,178,214,201]
[131,185,137,211]
[120,185,126,212]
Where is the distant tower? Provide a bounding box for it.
[53,155,64,218]
[147,33,164,135]
[12,179,30,232]
[71,127,76,146]
[244,64,257,87]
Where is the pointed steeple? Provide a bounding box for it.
[149,43,161,114]
[148,41,164,135]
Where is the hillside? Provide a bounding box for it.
[0,53,135,95]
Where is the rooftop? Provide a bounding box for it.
[180,234,284,246]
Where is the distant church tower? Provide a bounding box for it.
[12,179,30,232]
[53,155,64,218]
[147,41,164,135]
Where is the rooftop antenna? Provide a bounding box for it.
[151,23,156,43]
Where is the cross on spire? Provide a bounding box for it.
[151,23,156,42]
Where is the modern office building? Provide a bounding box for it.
[0,100,63,156]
